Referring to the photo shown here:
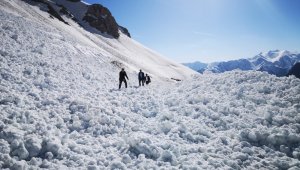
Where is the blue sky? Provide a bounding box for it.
[84,0,300,63]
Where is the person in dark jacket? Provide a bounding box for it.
[138,69,145,86]
[145,74,151,85]
[119,68,128,89]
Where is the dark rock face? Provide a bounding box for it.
[287,62,300,78]
[59,5,73,18]
[83,4,120,38]
[24,0,131,39]
[47,3,68,24]
[119,26,131,38]
[28,0,69,24]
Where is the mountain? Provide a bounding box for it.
[1,0,300,169]
[287,62,300,78]
[28,0,126,38]
[186,50,300,76]
[182,61,207,73]
[249,50,300,76]
[8,0,195,80]
[207,59,253,73]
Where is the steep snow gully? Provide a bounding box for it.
[1,0,300,170]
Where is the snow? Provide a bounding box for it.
[188,50,300,76]
[1,0,300,169]
[182,61,208,72]
[258,50,292,63]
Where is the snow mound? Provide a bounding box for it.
[1,48,300,170]
[1,0,300,169]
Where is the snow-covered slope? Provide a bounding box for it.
[187,50,300,76]
[0,0,195,81]
[1,62,300,169]
[1,0,300,169]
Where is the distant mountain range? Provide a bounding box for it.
[183,50,300,76]
[182,61,208,73]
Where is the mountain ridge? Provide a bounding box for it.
[184,50,300,76]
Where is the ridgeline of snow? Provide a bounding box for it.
[251,50,292,63]
[186,50,300,76]
[1,0,300,169]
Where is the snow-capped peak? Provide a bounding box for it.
[186,50,300,76]
[252,50,293,63]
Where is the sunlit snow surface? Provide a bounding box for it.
[1,0,300,169]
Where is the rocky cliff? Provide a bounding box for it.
[24,0,130,38]
[83,4,120,38]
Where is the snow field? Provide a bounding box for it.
[1,47,300,169]
[1,1,300,169]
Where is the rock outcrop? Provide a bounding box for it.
[287,62,300,78]
[119,26,131,38]
[83,4,120,38]
[29,0,68,24]
[25,0,131,39]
